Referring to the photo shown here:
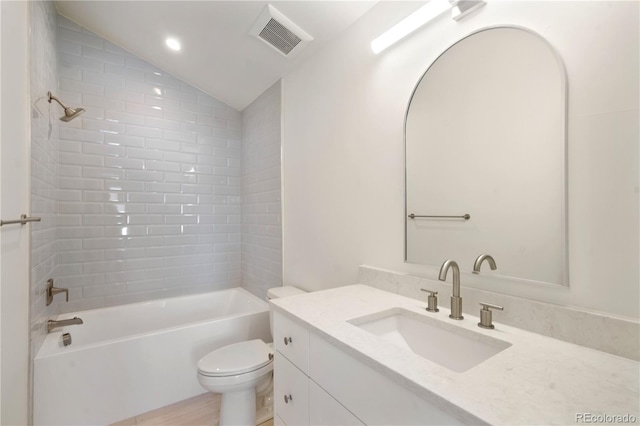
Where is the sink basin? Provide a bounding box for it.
[349,308,511,373]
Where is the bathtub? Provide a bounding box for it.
[33,287,271,425]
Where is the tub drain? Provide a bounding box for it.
[62,333,72,347]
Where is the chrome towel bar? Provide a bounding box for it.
[408,213,470,220]
[0,214,42,227]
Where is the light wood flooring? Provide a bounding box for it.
[111,393,274,426]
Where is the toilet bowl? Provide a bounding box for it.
[197,286,306,426]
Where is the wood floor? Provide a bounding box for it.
[111,393,274,426]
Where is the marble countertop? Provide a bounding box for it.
[271,284,639,425]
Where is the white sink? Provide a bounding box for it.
[349,308,511,373]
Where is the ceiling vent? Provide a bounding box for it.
[250,5,313,57]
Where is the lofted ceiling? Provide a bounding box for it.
[55,1,378,111]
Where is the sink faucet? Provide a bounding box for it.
[438,259,464,320]
[472,254,497,274]
[47,317,83,333]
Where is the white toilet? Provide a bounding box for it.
[197,286,306,426]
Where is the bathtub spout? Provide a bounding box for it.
[47,317,83,333]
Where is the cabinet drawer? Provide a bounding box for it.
[309,332,465,425]
[275,353,309,426]
[310,380,364,425]
[273,310,309,373]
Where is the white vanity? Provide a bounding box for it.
[270,285,639,425]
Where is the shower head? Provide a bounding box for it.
[47,91,85,122]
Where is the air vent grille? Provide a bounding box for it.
[258,18,302,55]
[249,5,313,57]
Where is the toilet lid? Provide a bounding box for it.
[198,339,273,377]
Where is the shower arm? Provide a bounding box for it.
[47,91,68,109]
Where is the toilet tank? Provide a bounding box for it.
[267,286,306,338]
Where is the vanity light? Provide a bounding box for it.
[371,0,450,54]
[165,37,181,51]
[371,0,487,54]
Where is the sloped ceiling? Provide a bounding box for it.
[55,1,378,110]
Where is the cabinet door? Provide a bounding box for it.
[273,311,310,373]
[274,352,309,426]
[310,381,364,426]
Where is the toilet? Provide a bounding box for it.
[197,286,306,426]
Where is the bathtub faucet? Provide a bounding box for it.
[47,317,83,333]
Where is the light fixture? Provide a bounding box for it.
[452,0,486,21]
[165,37,181,51]
[371,0,487,54]
[371,0,450,54]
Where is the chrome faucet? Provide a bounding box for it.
[438,259,463,320]
[472,254,497,274]
[47,317,83,333]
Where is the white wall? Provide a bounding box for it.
[0,1,31,423]
[241,81,282,299]
[282,1,639,318]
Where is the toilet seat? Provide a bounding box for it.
[198,339,273,377]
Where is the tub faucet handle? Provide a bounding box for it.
[46,279,69,306]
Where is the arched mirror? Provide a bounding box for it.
[405,26,567,286]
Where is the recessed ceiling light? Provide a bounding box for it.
[165,37,181,51]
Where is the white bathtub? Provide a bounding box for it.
[33,287,271,425]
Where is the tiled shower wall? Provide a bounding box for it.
[241,82,282,299]
[55,16,242,313]
[30,0,59,357]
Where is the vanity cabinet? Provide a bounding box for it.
[273,311,364,426]
[273,311,461,425]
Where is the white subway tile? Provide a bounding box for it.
[105,110,146,126]
[126,147,163,160]
[104,203,146,214]
[104,133,145,147]
[125,124,163,138]
[105,87,144,104]
[104,181,145,192]
[81,118,125,134]
[82,142,126,157]
[82,69,125,88]
[83,94,125,111]
[104,64,144,81]
[144,160,180,172]
[145,117,182,131]
[164,172,197,184]
[164,109,197,123]
[46,15,256,308]
[125,169,164,182]
[145,138,181,152]
[58,27,103,48]
[81,46,125,66]
[82,166,125,179]
[59,127,105,143]
[163,130,196,143]
[83,191,126,202]
[145,95,181,111]
[59,52,104,72]
[182,102,212,115]
[104,156,145,170]
[60,77,104,96]
[125,57,163,73]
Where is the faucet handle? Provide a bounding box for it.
[46,279,69,306]
[420,288,439,313]
[478,302,504,329]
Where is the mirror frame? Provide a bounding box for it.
[403,25,569,287]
